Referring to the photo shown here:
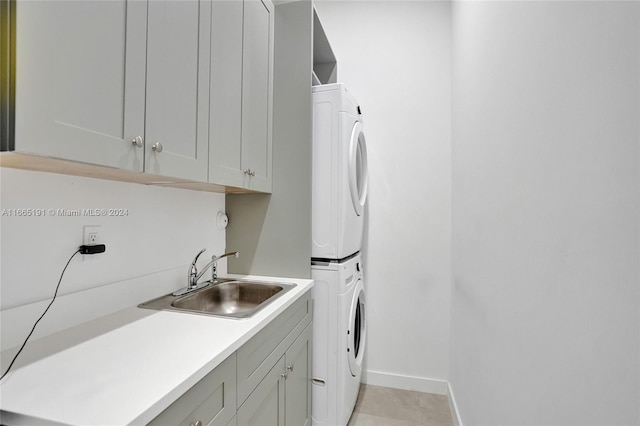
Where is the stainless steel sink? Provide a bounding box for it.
[138,279,296,319]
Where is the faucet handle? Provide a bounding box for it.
[193,248,206,264]
[190,248,207,273]
[188,248,207,288]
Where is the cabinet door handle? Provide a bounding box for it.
[190,420,202,426]
[152,142,163,153]
[281,372,288,380]
[132,136,143,148]
[244,169,255,177]
[287,364,294,373]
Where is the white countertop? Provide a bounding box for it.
[0,275,313,426]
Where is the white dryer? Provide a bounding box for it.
[312,254,366,426]
[312,83,369,261]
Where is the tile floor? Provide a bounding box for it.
[347,384,454,426]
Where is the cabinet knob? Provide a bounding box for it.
[244,169,255,177]
[190,420,202,426]
[281,372,288,380]
[132,136,144,148]
[287,364,294,373]
[152,141,163,153]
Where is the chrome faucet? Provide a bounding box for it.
[173,249,239,296]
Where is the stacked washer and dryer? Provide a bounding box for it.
[311,83,369,426]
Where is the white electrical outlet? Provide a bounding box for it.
[83,225,101,245]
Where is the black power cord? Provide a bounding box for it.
[0,244,106,381]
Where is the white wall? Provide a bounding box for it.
[1,168,225,351]
[451,1,640,425]
[314,1,452,393]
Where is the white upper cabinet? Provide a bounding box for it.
[144,0,210,182]
[13,0,210,181]
[209,0,274,193]
[11,0,274,191]
[209,1,244,187]
[241,0,274,192]
[14,0,147,171]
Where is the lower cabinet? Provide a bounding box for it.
[283,324,312,426]
[148,353,236,426]
[148,290,312,426]
[237,324,312,426]
[238,356,286,426]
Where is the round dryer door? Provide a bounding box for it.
[348,122,369,216]
[347,279,366,377]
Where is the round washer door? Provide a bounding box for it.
[347,279,366,377]
[348,122,369,217]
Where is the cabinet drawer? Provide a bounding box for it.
[149,353,237,426]
[237,291,311,406]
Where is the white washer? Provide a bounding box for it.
[312,83,369,260]
[312,254,367,426]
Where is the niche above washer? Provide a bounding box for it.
[313,7,337,85]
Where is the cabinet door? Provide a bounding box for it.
[208,0,244,187]
[237,291,311,406]
[284,323,312,426]
[237,356,285,426]
[144,0,211,181]
[241,0,274,192]
[149,354,237,426]
[14,0,147,170]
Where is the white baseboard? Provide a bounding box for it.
[363,370,449,395]
[447,382,463,426]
